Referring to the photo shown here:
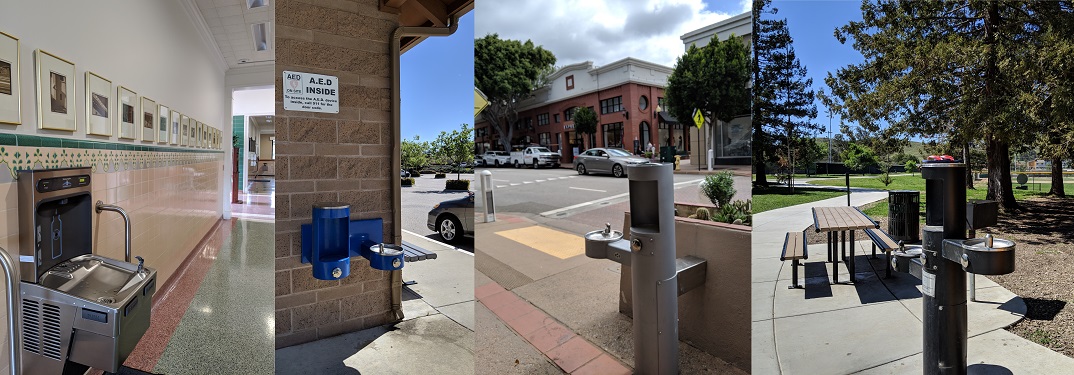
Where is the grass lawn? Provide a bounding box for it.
[752,186,847,213]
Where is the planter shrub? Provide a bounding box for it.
[401,177,415,186]
[434,173,446,179]
[445,179,470,190]
[700,171,737,207]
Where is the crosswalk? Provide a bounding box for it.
[496,175,577,188]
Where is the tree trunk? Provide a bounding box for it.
[985,138,1018,210]
[754,125,768,186]
[1050,155,1065,197]
[964,142,974,189]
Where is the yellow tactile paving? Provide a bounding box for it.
[494,226,585,260]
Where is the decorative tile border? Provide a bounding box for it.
[0,133,225,154]
[0,145,222,179]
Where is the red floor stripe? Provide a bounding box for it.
[116,218,235,372]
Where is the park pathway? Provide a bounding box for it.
[752,193,1073,374]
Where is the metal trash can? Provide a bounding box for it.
[888,190,920,242]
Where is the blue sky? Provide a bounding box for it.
[766,0,865,138]
[400,11,475,142]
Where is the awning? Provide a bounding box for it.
[658,111,679,124]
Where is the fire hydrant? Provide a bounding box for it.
[673,155,681,170]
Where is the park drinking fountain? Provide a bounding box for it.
[891,159,1015,375]
[583,162,707,375]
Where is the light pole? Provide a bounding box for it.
[827,108,833,176]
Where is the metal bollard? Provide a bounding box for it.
[481,169,496,222]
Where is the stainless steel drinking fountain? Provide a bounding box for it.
[890,160,1016,375]
[583,162,707,375]
[15,167,157,375]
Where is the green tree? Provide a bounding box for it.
[573,106,598,149]
[665,31,750,156]
[753,0,819,187]
[432,124,474,180]
[842,143,879,174]
[401,136,428,172]
[1031,3,1074,197]
[824,1,1052,209]
[475,34,556,152]
[905,159,919,176]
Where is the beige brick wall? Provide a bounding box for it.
[274,0,399,348]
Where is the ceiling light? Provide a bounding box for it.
[247,0,267,9]
[252,23,269,51]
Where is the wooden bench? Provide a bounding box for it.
[864,228,900,278]
[781,230,807,289]
[400,241,439,285]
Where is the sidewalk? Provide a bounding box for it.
[274,232,475,374]
[752,193,1074,374]
[475,214,747,374]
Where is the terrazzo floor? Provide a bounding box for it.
[149,219,275,374]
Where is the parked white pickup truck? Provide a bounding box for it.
[477,151,511,167]
[510,146,560,168]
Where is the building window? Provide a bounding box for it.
[537,113,549,126]
[657,97,667,112]
[639,121,651,148]
[565,107,577,121]
[566,75,575,90]
[554,113,560,123]
[639,96,649,111]
[600,96,623,115]
[538,132,551,146]
[603,122,624,148]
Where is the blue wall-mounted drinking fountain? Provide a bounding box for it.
[300,202,403,280]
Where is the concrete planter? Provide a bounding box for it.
[620,211,752,372]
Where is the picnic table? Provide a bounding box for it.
[812,206,879,284]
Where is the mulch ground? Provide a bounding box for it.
[801,197,1074,357]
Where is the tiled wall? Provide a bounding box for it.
[0,142,224,283]
[274,0,399,348]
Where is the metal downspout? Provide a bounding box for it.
[388,15,460,320]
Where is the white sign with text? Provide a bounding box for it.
[282,71,339,113]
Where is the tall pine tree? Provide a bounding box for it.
[753,0,819,188]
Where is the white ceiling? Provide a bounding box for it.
[192,0,274,69]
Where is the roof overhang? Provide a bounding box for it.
[381,0,475,53]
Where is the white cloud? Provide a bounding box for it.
[475,0,750,68]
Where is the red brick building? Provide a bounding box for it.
[476,58,689,165]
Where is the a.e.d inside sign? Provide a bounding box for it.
[283,71,339,114]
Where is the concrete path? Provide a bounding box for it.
[274,232,474,374]
[475,214,747,374]
[753,193,1074,374]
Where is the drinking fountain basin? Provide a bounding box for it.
[943,238,1016,275]
[584,225,624,259]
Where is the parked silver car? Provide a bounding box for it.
[427,192,474,243]
[573,148,649,178]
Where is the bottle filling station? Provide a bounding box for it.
[583,162,707,375]
[890,160,1016,375]
[0,167,158,375]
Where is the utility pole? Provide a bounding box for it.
[827,108,832,176]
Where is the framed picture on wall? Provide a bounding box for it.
[170,110,180,145]
[0,31,21,125]
[198,122,205,148]
[180,115,190,146]
[84,71,111,136]
[116,86,137,139]
[34,49,76,131]
[141,97,156,142]
[158,104,169,143]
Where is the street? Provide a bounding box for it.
[401,172,475,252]
[476,165,752,236]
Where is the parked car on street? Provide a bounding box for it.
[478,151,511,167]
[510,146,560,168]
[427,192,474,243]
[573,148,649,178]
